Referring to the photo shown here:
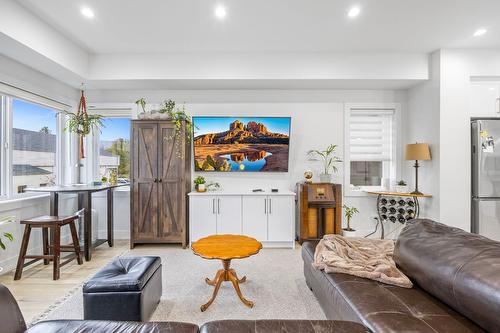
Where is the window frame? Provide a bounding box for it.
[87,107,132,184]
[344,103,401,197]
[0,91,69,198]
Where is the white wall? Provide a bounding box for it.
[87,89,407,238]
[439,50,500,231]
[0,195,77,273]
[404,51,441,220]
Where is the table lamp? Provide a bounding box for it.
[405,143,431,195]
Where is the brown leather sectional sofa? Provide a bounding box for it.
[1,283,369,333]
[303,219,500,333]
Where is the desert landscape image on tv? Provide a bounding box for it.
[193,117,291,172]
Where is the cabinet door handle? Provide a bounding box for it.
[213,198,215,214]
[264,198,267,214]
[158,179,162,183]
[218,198,221,214]
[269,198,272,214]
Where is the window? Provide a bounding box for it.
[0,87,67,198]
[98,118,130,184]
[11,99,58,193]
[345,105,398,195]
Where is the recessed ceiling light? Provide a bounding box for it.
[489,87,496,91]
[473,28,487,37]
[347,6,361,18]
[215,5,227,19]
[81,7,95,19]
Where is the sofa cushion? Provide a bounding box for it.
[394,219,500,333]
[302,240,485,333]
[199,320,369,333]
[83,256,161,292]
[27,320,198,333]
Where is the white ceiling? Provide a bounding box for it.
[16,0,500,54]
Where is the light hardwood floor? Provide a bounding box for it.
[0,240,130,323]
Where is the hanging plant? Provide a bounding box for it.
[135,98,195,158]
[64,91,104,158]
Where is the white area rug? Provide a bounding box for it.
[34,246,325,325]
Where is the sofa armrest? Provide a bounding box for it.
[0,284,27,333]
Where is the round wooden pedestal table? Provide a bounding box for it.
[192,234,262,312]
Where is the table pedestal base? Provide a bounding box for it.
[201,259,253,312]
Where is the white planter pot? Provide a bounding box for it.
[394,185,408,193]
[342,229,357,237]
[319,173,332,183]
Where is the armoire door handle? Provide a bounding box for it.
[269,198,272,214]
[153,178,158,183]
[213,198,216,214]
[158,179,162,183]
[264,198,267,214]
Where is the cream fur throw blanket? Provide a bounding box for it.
[313,234,413,288]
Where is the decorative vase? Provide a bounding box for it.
[304,170,313,184]
[342,229,357,237]
[319,173,332,183]
[196,184,206,192]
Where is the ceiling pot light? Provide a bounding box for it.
[473,28,487,37]
[347,6,361,18]
[215,5,227,19]
[81,7,95,19]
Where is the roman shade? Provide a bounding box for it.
[349,110,395,162]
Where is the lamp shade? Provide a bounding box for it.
[405,143,431,161]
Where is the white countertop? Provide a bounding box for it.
[188,190,295,196]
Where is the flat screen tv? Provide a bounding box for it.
[193,117,291,172]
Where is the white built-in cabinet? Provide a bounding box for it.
[189,191,295,248]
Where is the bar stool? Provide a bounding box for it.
[14,215,83,280]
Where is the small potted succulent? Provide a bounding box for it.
[342,204,359,237]
[394,180,408,193]
[194,176,207,192]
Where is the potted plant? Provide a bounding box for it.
[394,180,408,193]
[307,144,342,183]
[0,216,14,274]
[135,98,196,159]
[342,204,359,237]
[194,176,207,192]
[64,91,104,159]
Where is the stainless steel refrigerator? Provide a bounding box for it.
[471,118,500,241]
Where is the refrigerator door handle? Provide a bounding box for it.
[472,197,500,201]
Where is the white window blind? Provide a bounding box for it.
[349,110,394,162]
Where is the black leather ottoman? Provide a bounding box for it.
[83,256,162,321]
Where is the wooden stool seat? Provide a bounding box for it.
[14,215,83,281]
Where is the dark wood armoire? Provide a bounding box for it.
[130,120,191,248]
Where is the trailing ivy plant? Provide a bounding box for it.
[136,98,196,158]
